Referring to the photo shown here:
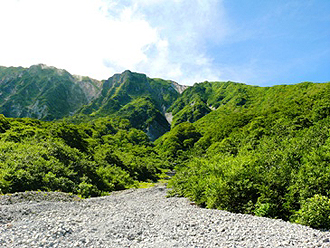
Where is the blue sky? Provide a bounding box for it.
[0,0,329,86]
[215,0,330,86]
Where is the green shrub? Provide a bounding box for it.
[96,165,133,191]
[0,114,10,133]
[0,115,165,198]
[294,194,330,230]
[77,181,100,198]
[254,202,277,218]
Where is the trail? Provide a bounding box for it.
[1,186,329,247]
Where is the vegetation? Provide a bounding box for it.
[293,194,330,229]
[78,70,179,140]
[1,64,330,230]
[0,64,100,120]
[164,81,330,230]
[0,115,166,197]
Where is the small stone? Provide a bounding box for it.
[6,223,13,229]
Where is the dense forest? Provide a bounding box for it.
[1,65,330,230]
[0,115,170,198]
[162,81,330,230]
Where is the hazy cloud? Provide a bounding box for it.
[0,0,227,85]
[0,0,328,86]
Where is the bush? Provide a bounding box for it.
[294,194,330,230]
[254,201,277,218]
[0,114,10,133]
[77,181,100,198]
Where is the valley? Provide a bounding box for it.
[1,64,330,230]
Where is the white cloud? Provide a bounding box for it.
[0,0,227,84]
[0,0,158,79]
[121,0,229,84]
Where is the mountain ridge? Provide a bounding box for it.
[0,64,188,139]
[0,64,102,120]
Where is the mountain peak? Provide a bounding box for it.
[29,63,57,70]
[28,64,68,77]
[122,70,132,74]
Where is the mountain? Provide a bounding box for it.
[0,64,101,120]
[77,70,186,140]
[1,63,330,230]
[158,80,330,157]
[166,81,260,127]
[0,65,187,140]
[157,80,330,227]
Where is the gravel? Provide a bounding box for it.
[0,185,329,247]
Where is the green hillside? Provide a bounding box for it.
[0,65,185,140]
[0,64,101,120]
[159,81,330,229]
[167,81,268,127]
[79,70,182,140]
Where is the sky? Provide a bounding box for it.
[0,0,329,86]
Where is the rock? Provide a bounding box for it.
[0,186,329,247]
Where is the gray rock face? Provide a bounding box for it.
[1,186,329,247]
[171,81,189,94]
[0,64,102,120]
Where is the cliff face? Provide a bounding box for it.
[0,64,101,120]
[171,81,189,94]
[80,70,183,140]
[0,65,188,140]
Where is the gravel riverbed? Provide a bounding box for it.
[0,185,329,247]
